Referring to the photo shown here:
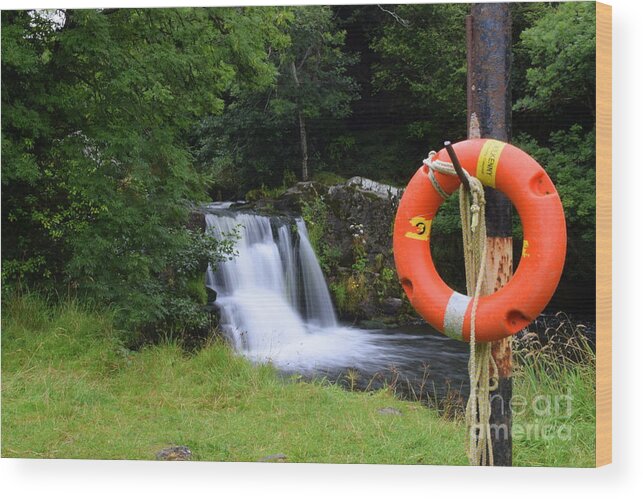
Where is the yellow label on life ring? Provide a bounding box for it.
[522,239,530,258]
[405,216,432,241]
[476,139,506,188]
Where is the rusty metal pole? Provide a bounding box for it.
[467,3,513,466]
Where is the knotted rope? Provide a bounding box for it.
[423,151,498,466]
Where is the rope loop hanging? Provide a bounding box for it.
[424,152,485,232]
[424,150,497,466]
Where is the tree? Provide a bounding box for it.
[282,6,358,181]
[514,2,596,119]
[194,5,357,193]
[370,3,469,145]
[512,1,596,241]
[1,8,286,333]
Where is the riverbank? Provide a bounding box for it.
[1,295,594,466]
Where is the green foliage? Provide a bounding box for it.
[193,6,358,195]
[429,192,462,236]
[1,8,277,331]
[351,256,368,273]
[245,184,288,203]
[514,2,596,117]
[301,4,472,184]
[511,2,596,291]
[283,7,358,121]
[370,4,468,145]
[350,225,368,272]
[376,266,398,299]
[515,126,596,243]
[329,273,369,317]
[244,168,301,202]
[2,3,598,331]
[329,280,349,312]
[300,197,326,253]
[185,277,208,306]
[312,170,347,186]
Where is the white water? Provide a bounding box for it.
[204,210,393,372]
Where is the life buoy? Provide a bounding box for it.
[393,139,566,342]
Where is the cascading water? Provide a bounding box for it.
[204,205,469,397]
[204,209,389,371]
[295,219,337,328]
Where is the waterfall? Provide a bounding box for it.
[205,209,381,370]
[295,219,337,328]
[202,206,470,399]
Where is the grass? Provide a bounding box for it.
[1,295,595,466]
[511,318,596,467]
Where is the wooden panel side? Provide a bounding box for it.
[595,1,612,468]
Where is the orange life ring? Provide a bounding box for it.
[393,138,566,342]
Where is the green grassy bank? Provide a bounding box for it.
[1,295,594,466]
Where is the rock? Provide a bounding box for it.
[320,178,404,321]
[359,319,391,329]
[206,286,217,303]
[377,407,402,416]
[187,211,206,233]
[381,297,403,315]
[323,178,401,270]
[156,446,193,461]
[258,453,288,463]
[275,181,326,211]
[202,302,219,314]
[343,176,403,199]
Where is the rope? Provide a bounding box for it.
[423,151,498,466]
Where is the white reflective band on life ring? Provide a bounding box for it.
[443,291,471,341]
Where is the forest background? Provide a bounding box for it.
[2,2,596,336]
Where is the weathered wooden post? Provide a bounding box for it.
[466,3,513,466]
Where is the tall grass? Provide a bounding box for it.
[512,314,596,467]
[1,295,595,466]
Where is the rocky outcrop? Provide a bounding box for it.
[269,176,413,324]
[324,176,401,269]
[341,176,403,199]
[381,297,403,315]
[275,181,325,211]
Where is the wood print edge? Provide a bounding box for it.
[595,1,612,468]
